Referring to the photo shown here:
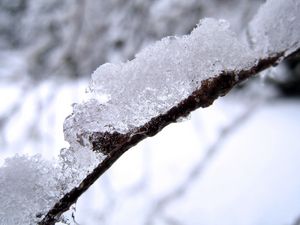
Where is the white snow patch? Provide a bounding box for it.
[249,0,300,56]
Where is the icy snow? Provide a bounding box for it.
[64,18,256,149]
[64,0,300,151]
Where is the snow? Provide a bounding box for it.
[248,0,300,57]
[0,0,299,224]
[64,18,256,151]
[0,155,60,225]
[0,78,105,224]
[0,150,103,225]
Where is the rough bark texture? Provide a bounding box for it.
[39,49,299,225]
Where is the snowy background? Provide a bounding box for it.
[1,0,300,224]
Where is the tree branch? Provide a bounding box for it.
[39,48,300,225]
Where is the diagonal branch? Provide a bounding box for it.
[39,49,300,225]
[39,0,300,223]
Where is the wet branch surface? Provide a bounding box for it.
[39,49,299,225]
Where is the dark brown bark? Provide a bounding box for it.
[39,49,299,225]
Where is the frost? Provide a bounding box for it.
[248,0,300,56]
[64,18,256,150]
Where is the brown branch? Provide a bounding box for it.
[39,49,299,225]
